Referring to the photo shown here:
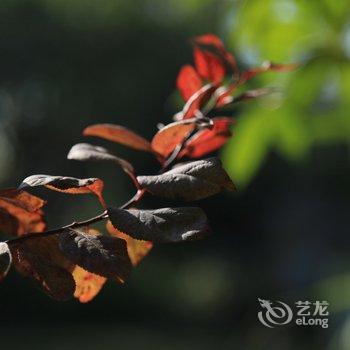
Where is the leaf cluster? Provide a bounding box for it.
[0,34,293,302]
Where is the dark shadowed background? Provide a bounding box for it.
[0,0,350,349]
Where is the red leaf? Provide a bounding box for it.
[193,47,226,84]
[175,84,214,120]
[151,119,198,158]
[83,124,152,153]
[176,65,203,101]
[194,34,237,73]
[19,175,106,208]
[239,61,298,84]
[180,117,235,158]
[215,85,238,107]
[0,189,46,237]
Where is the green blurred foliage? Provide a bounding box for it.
[222,0,350,187]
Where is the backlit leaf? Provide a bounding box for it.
[151,119,198,158]
[0,242,12,281]
[194,33,237,73]
[19,175,106,208]
[108,207,211,243]
[176,64,203,101]
[193,47,225,84]
[83,124,152,152]
[59,229,131,281]
[72,265,106,303]
[137,157,236,201]
[106,220,153,266]
[0,189,46,236]
[180,117,235,158]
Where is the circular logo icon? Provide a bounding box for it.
[258,298,293,328]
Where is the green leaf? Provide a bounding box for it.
[222,111,275,188]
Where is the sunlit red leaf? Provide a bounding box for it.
[72,265,106,303]
[151,119,198,158]
[83,124,152,153]
[0,189,46,237]
[175,84,214,120]
[19,175,106,208]
[239,61,298,84]
[180,117,235,158]
[193,33,237,73]
[176,65,203,101]
[193,47,225,84]
[194,33,227,50]
[106,221,153,266]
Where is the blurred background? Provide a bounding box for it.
[0,0,350,349]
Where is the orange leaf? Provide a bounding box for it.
[72,265,106,303]
[0,189,46,237]
[151,119,197,158]
[106,221,152,266]
[83,124,152,153]
[176,65,203,101]
[19,175,106,208]
[180,117,235,158]
[193,47,225,84]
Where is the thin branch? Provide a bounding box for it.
[5,188,146,246]
[6,210,108,245]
